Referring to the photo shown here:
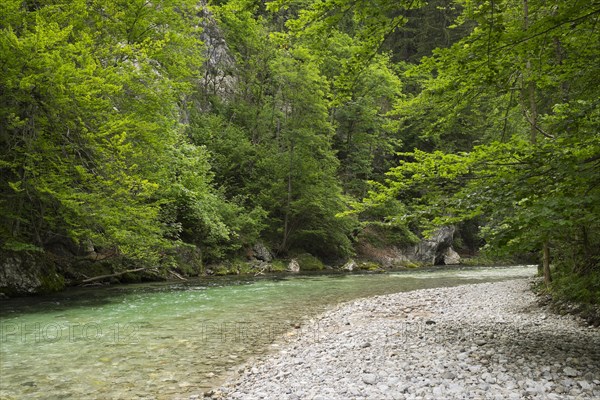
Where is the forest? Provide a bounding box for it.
[0,0,598,302]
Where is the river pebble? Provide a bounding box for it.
[209,279,600,399]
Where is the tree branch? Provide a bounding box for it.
[494,7,600,52]
[79,267,152,284]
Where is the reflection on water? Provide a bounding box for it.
[0,265,535,399]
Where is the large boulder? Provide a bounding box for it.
[441,247,461,265]
[0,252,65,296]
[294,254,325,271]
[251,242,273,262]
[287,259,300,273]
[342,259,357,271]
[355,225,460,267]
[169,244,204,276]
[412,226,458,265]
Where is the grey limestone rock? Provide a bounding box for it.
[287,259,300,273]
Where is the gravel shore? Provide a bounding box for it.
[213,279,600,400]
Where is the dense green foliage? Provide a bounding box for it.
[1,0,598,302]
[0,0,259,264]
[353,0,600,300]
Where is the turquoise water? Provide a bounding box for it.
[0,266,535,399]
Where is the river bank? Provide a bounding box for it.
[212,279,600,400]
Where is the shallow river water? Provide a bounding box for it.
[0,265,535,399]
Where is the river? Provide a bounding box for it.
[0,265,535,399]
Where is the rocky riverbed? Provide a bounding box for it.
[208,279,600,400]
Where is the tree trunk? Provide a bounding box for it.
[281,141,294,253]
[79,267,150,284]
[526,59,538,144]
[524,0,553,285]
[543,241,552,286]
[522,0,538,144]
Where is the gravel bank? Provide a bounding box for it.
[213,279,600,400]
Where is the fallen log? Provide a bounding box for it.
[169,270,188,281]
[254,263,269,276]
[79,267,149,284]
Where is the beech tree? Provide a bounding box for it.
[0,0,240,263]
[192,0,355,259]
[354,0,600,293]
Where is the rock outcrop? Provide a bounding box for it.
[287,259,300,273]
[356,225,461,267]
[251,242,273,262]
[0,252,65,296]
[414,225,457,265]
[342,259,357,271]
[198,3,237,102]
[441,246,461,265]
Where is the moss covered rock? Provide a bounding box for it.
[0,251,66,296]
[295,254,325,271]
[269,260,288,272]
